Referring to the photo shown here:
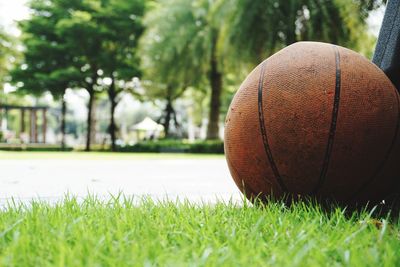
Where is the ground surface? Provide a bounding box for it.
[0,152,240,205]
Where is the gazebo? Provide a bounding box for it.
[0,104,48,143]
[130,117,164,141]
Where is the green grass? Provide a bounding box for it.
[0,196,399,266]
[0,151,224,160]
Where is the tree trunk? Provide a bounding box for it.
[86,88,95,152]
[285,0,297,46]
[285,27,296,46]
[163,96,174,137]
[108,78,117,152]
[206,31,223,140]
[60,93,67,150]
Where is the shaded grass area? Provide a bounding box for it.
[0,197,399,266]
[0,151,224,160]
[0,139,224,154]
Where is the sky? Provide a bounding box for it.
[0,0,29,35]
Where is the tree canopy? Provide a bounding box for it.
[225,0,383,64]
[13,0,145,150]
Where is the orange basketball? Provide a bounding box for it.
[224,42,400,205]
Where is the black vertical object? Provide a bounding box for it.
[373,0,400,91]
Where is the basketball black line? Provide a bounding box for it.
[257,61,288,192]
[347,87,400,202]
[311,46,341,195]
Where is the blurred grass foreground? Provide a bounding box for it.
[0,0,384,152]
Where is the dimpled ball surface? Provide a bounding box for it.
[224,42,400,205]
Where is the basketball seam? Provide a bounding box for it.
[257,61,288,192]
[347,86,400,202]
[312,46,341,195]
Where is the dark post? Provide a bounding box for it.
[4,108,8,130]
[372,0,400,91]
[33,109,38,143]
[30,109,38,143]
[42,108,47,143]
[29,109,34,143]
[21,109,25,136]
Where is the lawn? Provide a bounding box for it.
[0,196,399,266]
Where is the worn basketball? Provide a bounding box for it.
[225,42,400,205]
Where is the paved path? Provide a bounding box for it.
[0,158,242,205]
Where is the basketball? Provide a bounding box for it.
[224,42,400,205]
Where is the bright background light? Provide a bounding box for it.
[0,0,29,35]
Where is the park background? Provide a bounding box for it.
[0,0,385,152]
[2,1,400,266]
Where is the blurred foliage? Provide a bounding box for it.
[4,0,385,146]
[12,0,83,98]
[0,27,19,95]
[141,0,233,139]
[12,0,145,150]
[0,144,73,151]
[225,0,383,64]
[116,139,224,154]
[141,0,383,140]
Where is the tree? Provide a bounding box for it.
[55,0,145,151]
[55,0,105,151]
[12,0,83,149]
[140,1,205,137]
[141,0,232,140]
[15,0,145,151]
[96,0,144,151]
[225,0,383,64]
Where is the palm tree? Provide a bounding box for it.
[226,0,382,64]
[142,0,228,139]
